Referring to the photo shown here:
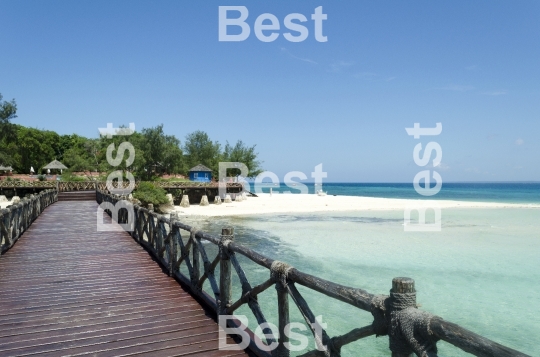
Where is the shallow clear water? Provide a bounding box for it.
[181,206,540,356]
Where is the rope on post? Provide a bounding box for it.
[270,260,293,285]
[370,278,439,357]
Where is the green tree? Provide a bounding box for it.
[96,126,146,177]
[133,182,169,207]
[105,124,185,180]
[0,93,17,143]
[0,93,18,166]
[183,131,221,175]
[59,135,102,172]
[222,140,263,177]
[162,134,185,175]
[141,125,167,177]
[16,126,59,174]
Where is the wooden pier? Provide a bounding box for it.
[0,189,534,357]
[0,200,249,357]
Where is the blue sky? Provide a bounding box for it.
[1,1,539,182]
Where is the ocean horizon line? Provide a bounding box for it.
[244,181,540,184]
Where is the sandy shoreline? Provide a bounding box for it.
[172,193,540,217]
[2,194,537,215]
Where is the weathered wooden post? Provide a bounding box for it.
[168,212,178,276]
[145,203,155,246]
[219,227,234,315]
[271,261,291,357]
[191,229,200,287]
[275,282,290,357]
[0,210,6,248]
[2,209,12,248]
[390,277,415,357]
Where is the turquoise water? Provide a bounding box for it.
[180,184,540,356]
[254,182,540,204]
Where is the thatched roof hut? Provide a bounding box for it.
[43,160,68,170]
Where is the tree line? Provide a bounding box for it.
[0,93,263,180]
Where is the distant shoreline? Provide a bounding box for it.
[173,193,540,217]
[247,182,540,205]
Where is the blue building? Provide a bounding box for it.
[188,164,212,182]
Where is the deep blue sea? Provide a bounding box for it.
[251,182,540,203]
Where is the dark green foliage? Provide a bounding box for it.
[37,174,46,181]
[0,93,18,167]
[18,126,60,173]
[183,130,221,175]
[60,135,99,172]
[0,93,17,144]
[222,140,263,177]
[133,182,169,206]
[0,93,262,179]
[60,171,88,182]
[138,124,185,180]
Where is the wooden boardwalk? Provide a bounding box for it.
[0,201,250,357]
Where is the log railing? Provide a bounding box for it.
[0,189,58,254]
[0,180,56,188]
[0,180,244,191]
[96,190,531,357]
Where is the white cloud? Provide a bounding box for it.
[353,72,396,83]
[434,162,450,171]
[280,48,317,65]
[354,71,377,78]
[439,84,475,91]
[329,61,354,72]
[515,138,524,146]
[481,90,507,96]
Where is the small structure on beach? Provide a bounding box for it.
[188,164,212,182]
[43,159,68,174]
[0,165,13,175]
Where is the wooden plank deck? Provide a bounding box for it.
[0,201,250,357]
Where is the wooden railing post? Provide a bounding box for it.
[2,209,12,248]
[272,265,290,357]
[168,212,178,276]
[191,229,200,287]
[390,277,415,357]
[219,227,234,315]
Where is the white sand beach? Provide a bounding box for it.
[2,194,537,214]
[173,193,540,217]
